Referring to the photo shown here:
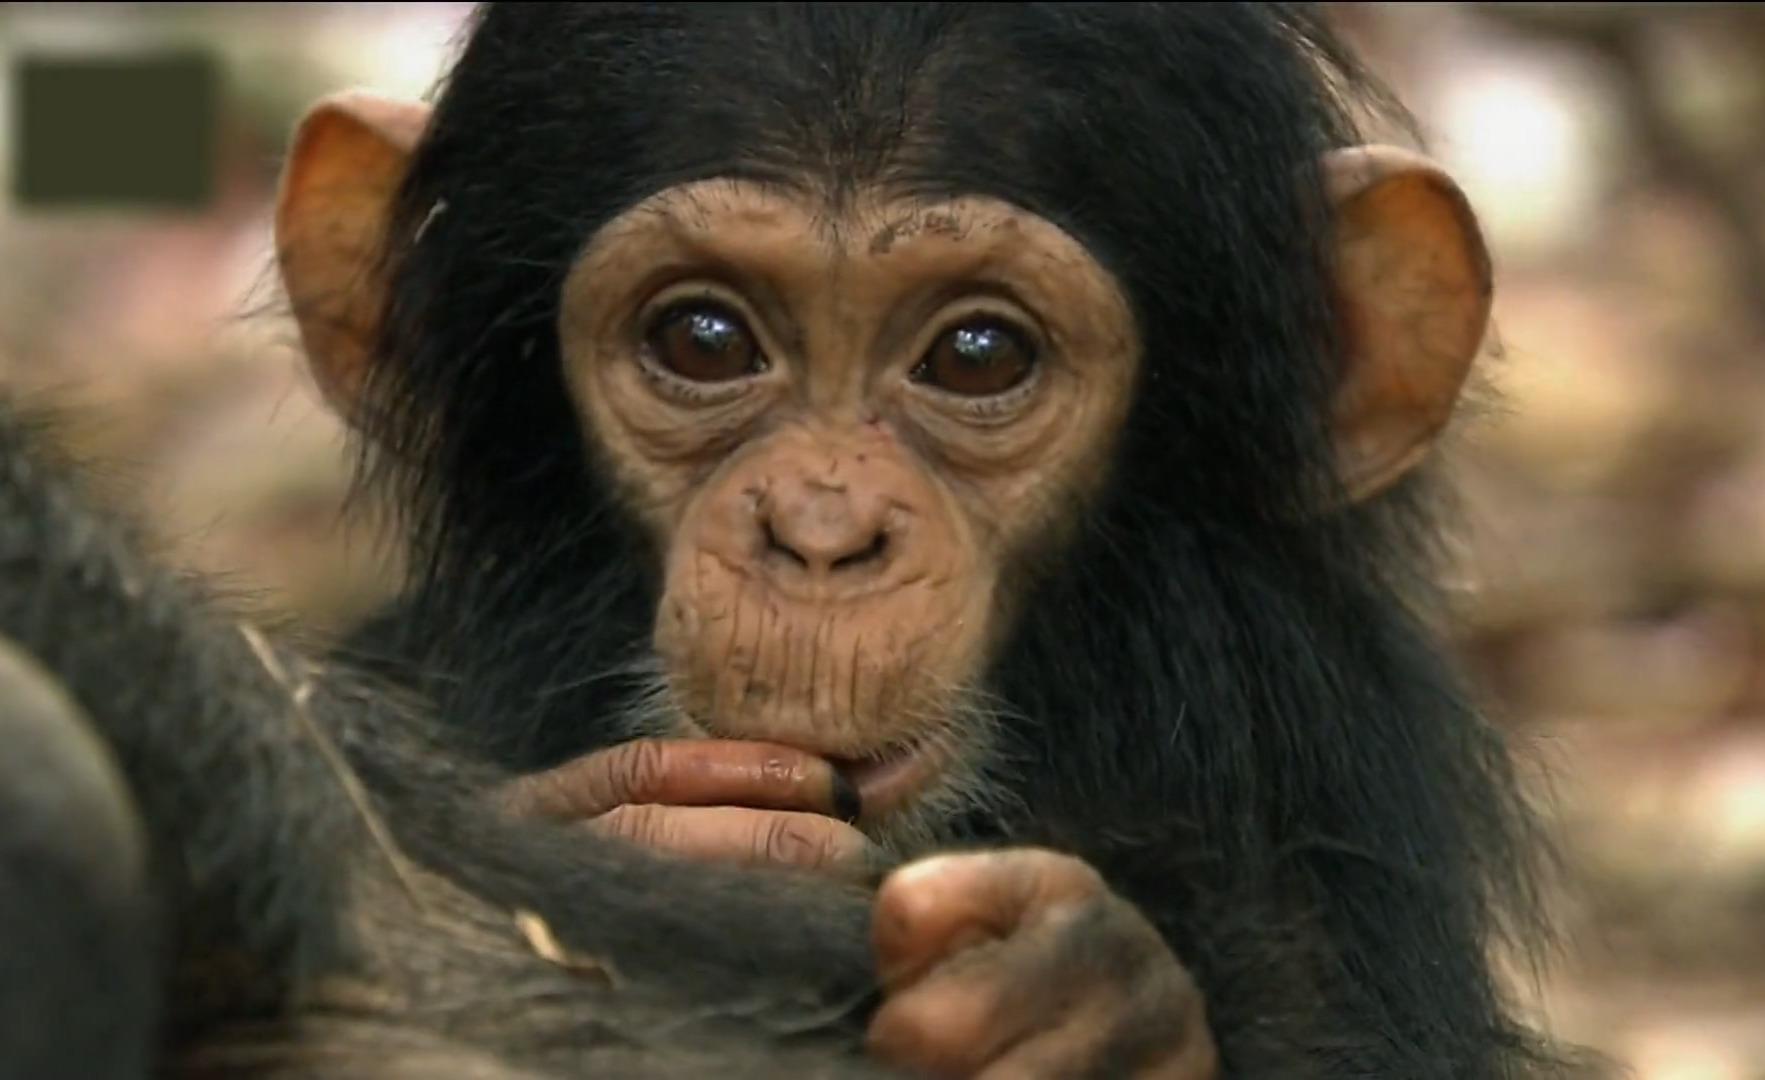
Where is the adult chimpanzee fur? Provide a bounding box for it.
[2,3,1567,1078]
[0,404,894,1078]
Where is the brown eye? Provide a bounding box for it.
[647,303,766,383]
[912,320,1036,398]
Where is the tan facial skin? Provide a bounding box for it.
[277,91,1492,1080]
[558,182,1139,773]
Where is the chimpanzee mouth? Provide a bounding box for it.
[827,733,954,821]
[664,705,956,823]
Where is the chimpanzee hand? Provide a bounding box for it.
[499,738,881,877]
[868,849,1218,1080]
[502,749,1215,1075]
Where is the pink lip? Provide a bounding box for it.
[833,736,949,820]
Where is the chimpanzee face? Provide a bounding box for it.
[555,180,1139,817]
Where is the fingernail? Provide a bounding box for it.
[831,769,863,823]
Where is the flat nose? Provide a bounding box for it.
[760,479,891,583]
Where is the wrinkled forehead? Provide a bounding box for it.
[570,178,1108,281]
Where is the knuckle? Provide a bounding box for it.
[1124,953,1191,1013]
[599,804,662,847]
[1060,895,1171,973]
[874,861,951,931]
[1017,847,1106,896]
[868,988,993,1073]
[759,815,824,866]
[1028,900,1183,1016]
[1097,891,1174,953]
[503,762,582,820]
[616,739,670,801]
[913,847,1106,899]
[589,804,629,837]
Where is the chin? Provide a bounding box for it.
[855,746,1025,860]
[796,693,1026,856]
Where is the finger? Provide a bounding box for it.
[871,905,1207,1080]
[588,804,876,874]
[500,738,860,822]
[973,953,1215,1080]
[974,1008,1219,1080]
[866,928,1053,1077]
[872,848,1108,990]
[868,900,1143,1077]
[1125,1026,1222,1080]
[976,921,1213,1080]
[970,1011,1119,1080]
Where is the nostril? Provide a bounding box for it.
[763,520,810,570]
[831,530,888,572]
[762,517,889,577]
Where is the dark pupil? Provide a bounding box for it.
[923,322,1032,396]
[656,307,757,381]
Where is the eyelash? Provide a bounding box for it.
[633,357,747,405]
[939,374,1041,422]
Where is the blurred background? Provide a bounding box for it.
[2,3,1762,1075]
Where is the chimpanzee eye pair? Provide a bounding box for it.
[644,300,1038,399]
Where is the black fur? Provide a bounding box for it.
[0,4,1573,1077]
[0,402,904,1077]
[342,4,1563,1077]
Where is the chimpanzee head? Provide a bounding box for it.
[275,3,1493,851]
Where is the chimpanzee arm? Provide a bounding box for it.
[0,405,369,979]
[0,399,891,1077]
[0,636,159,1080]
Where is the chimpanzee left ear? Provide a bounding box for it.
[274,91,431,429]
[1323,145,1493,502]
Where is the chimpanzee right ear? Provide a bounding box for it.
[274,92,431,429]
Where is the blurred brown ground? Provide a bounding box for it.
[2,4,1762,1076]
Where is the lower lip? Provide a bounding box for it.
[834,738,947,820]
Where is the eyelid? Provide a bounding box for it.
[634,352,755,405]
[639,283,758,339]
[911,296,1045,366]
[923,277,1051,346]
[923,363,1044,424]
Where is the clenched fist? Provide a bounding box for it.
[867,849,1218,1079]
[503,742,1217,1078]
